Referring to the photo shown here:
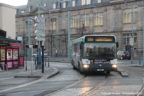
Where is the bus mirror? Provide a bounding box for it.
[116,42,119,48]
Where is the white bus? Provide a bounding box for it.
[71,35,118,74]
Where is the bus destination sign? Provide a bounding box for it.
[85,36,115,42]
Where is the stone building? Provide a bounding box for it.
[16,0,144,58]
[0,3,16,39]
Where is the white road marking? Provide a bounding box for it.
[0,78,44,93]
[0,77,13,81]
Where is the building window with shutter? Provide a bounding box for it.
[123,9,135,24]
[94,13,103,26]
[53,3,56,9]
[71,16,79,28]
[63,2,66,8]
[123,33,137,45]
[98,0,101,3]
[72,1,76,7]
[82,0,86,5]
[86,0,91,5]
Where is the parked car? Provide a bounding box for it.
[117,51,131,60]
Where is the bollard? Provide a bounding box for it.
[48,57,50,67]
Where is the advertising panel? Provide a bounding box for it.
[7,49,12,60]
[6,61,13,68]
[13,61,18,67]
[19,56,24,66]
[0,48,5,61]
[13,49,18,60]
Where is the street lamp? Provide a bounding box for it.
[142,8,144,66]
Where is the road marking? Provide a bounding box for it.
[137,78,144,96]
[0,77,13,81]
[0,78,43,94]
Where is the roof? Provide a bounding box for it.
[0,3,16,9]
[0,36,20,44]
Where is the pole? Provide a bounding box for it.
[27,19,31,60]
[131,6,134,61]
[56,18,58,56]
[67,11,71,61]
[42,45,44,73]
[38,0,40,17]
[143,8,144,66]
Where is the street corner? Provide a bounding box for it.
[40,67,60,79]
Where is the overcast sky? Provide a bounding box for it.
[0,0,28,6]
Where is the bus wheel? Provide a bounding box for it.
[79,63,84,73]
[106,71,110,75]
[71,60,76,70]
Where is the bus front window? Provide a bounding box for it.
[84,43,116,60]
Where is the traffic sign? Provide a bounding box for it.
[34,16,45,41]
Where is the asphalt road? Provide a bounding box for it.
[0,60,144,96]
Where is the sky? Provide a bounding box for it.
[0,0,28,6]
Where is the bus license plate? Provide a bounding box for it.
[97,69,104,71]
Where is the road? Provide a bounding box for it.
[0,60,144,96]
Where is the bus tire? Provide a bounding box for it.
[106,71,110,75]
[71,60,76,70]
[79,63,84,74]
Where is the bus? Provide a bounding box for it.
[71,35,118,74]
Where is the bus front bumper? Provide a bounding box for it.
[82,63,117,72]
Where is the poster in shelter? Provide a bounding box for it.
[13,49,18,60]
[7,49,12,60]
[0,48,5,61]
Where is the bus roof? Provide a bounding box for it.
[72,35,117,44]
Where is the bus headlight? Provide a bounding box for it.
[112,64,117,69]
[83,64,89,69]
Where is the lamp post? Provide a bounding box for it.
[142,8,144,66]
[67,11,71,61]
[27,17,35,60]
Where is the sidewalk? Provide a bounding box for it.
[0,61,59,79]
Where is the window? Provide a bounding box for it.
[86,0,91,5]
[29,6,32,12]
[51,19,56,30]
[98,0,101,3]
[123,33,137,45]
[44,3,47,7]
[21,10,25,14]
[82,0,86,5]
[71,16,79,28]
[94,13,103,26]
[82,0,91,5]
[123,9,135,24]
[53,3,56,9]
[85,15,91,26]
[72,1,76,7]
[63,2,66,8]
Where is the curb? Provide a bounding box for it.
[49,60,70,63]
[14,67,59,79]
[46,68,59,79]
[117,69,128,77]
[14,75,41,78]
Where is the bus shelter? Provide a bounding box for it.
[0,36,24,70]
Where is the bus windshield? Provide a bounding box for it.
[84,43,116,60]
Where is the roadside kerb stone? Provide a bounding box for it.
[117,68,128,77]
[14,67,59,79]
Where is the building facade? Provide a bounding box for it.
[16,0,144,58]
[0,3,16,39]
